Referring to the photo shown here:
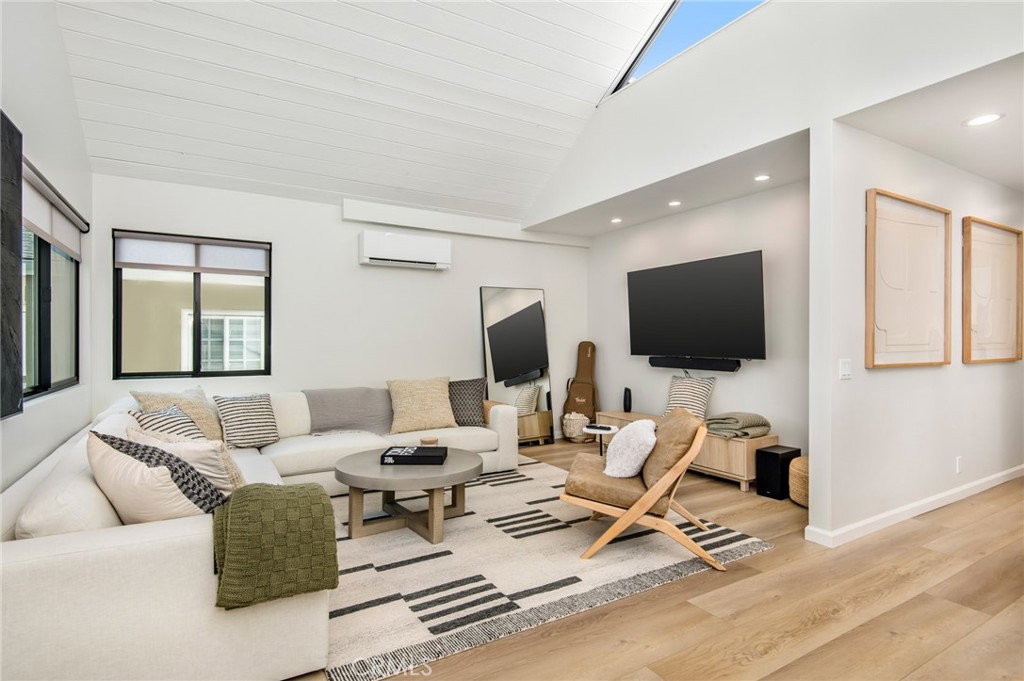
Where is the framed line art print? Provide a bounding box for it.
[962,216,1022,363]
[865,189,951,368]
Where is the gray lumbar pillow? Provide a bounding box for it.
[603,419,658,478]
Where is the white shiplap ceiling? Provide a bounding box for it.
[56,0,667,221]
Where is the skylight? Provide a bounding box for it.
[614,0,766,92]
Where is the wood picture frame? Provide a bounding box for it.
[962,216,1022,363]
[865,189,951,368]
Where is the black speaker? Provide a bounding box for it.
[756,445,802,500]
[623,387,632,412]
[648,356,741,372]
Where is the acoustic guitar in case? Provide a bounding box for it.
[563,341,599,422]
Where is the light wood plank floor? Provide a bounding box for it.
[303,440,1023,681]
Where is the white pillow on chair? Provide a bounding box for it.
[603,419,658,478]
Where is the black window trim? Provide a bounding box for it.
[112,228,272,380]
[23,233,81,401]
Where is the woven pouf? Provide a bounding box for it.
[789,456,809,507]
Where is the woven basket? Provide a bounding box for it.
[789,456,809,507]
[562,412,593,443]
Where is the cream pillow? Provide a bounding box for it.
[87,432,226,525]
[515,385,541,416]
[131,386,223,440]
[387,377,458,434]
[125,427,245,494]
[603,419,658,478]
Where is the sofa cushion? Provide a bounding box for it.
[14,435,123,539]
[87,433,227,525]
[385,426,498,453]
[259,432,391,477]
[126,427,245,495]
[230,449,283,485]
[270,392,312,439]
[564,452,669,516]
[448,378,485,427]
[214,394,280,449]
[131,386,223,440]
[387,377,457,434]
[302,387,393,435]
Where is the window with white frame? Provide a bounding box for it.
[180,310,265,372]
[113,231,271,378]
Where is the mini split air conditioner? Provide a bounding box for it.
[358,230,451,270]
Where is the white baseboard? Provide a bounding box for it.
[804,465,1024,548]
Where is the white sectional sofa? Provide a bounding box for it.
[0,390,518,681]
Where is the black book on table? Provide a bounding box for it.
[380,446,449,465]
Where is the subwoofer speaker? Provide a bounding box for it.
[755,445,802,500]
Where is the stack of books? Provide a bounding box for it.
[380,446,448,465]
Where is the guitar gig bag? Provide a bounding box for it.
[563,341,599,423]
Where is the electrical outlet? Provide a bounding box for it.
[839,358,852,380]
[955,456,962,474]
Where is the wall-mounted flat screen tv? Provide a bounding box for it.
[627,250,766,360]
[486,301,550,384]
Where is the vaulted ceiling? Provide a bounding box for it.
[56,1,666,221]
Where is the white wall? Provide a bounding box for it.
[0,1,91,217]
[588,182,810,449]
[0,1,93,491]
[90,175,588,422]
[809,123,1024,543]
[526,1,1023,228]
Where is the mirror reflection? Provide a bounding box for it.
[480,287,553,445]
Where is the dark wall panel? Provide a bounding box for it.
[1,112,23,418]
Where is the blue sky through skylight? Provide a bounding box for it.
[623,0,765,85]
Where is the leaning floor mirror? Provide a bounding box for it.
[480,287,554,445]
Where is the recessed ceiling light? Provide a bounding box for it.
[964,113,1004,126]
[610,217,622,224]
[668,201,681,207]
[754,174,771,182]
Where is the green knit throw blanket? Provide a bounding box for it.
[213,483,339,609]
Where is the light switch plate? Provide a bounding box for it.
[839,358,852,380]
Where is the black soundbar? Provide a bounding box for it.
[503,368,543,387]
[648,356,741,372]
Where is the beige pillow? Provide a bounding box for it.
[642,408,703,490]
[126,427,246,494]
[131,386,223,441]
[87,432,226,525]
[387,377,458,434]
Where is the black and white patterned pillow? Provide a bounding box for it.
[664,371,715,420]
[449,378,486,427]
[213,394,279,449]
[129,405,205,440]
[88,432,226,523]
[515,385,541,416]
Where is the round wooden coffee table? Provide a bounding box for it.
[335,448,483,544]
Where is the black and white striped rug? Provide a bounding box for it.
[326,456,771,681]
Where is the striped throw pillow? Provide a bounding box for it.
[664,372,715,420]
[213,394,279,449]
[129,405,206,440]
[515,385,541,416]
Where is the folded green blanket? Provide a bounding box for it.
[706,412,771,439]
[213,483,339,609]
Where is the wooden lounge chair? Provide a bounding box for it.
[559,408,725,571]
